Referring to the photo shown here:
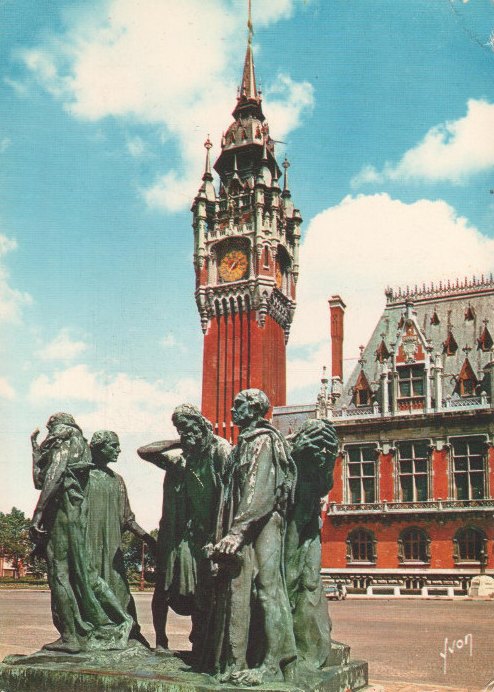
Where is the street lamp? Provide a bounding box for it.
[139,541,146,591]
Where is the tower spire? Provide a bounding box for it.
[233,0,263,120]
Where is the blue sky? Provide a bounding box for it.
[1,0,493,529]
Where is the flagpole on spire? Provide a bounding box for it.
[247,0,253,43]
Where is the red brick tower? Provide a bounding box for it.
[191,12,302,440]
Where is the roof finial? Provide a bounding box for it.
[282,155,290,192]
[233,0,263,119]
[248,0,253,44]
[203,135,213,180]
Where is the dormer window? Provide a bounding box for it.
[355,389,369,406]
[478,324,493,352]
[430,310,440,326]
[455,358,478,397]
[398,365,424,398]
[352,370,372,407]
[443,331,458,356]
[375,339,390,364]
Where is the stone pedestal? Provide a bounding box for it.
[468,574,494,597]
[0,642,375,692]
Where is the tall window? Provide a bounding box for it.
[355,387,370,407]
[347,529,376,563]
[347,446,376,503]
[452,437,486,500]
[397,441,429,501]
[399,527,429,562]
[398,365,424,398]
[455,527,485,562]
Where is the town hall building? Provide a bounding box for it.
[274,276,494,596]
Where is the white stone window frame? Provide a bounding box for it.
[394,438,433,503]
[446,434,490,501]
[342,443,380,505]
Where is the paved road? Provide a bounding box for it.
[0,592,492,691]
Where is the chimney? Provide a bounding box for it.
[329,295,346,381]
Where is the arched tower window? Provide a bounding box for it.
[346,528,376,563]
[398,527,430,563]
[453,527,486,562]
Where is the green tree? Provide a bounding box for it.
[122,529,158,581]
[0,507,33,578]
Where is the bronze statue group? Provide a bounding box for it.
[30,388,338,686]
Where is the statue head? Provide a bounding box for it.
[290,418,338,471]
[231,388,270,429]
[90,430,121,467]
[46,412,82,434]
[172,404,212,454]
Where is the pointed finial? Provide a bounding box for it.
[202,135,213,180]
[233,0,263,119]
[358,345,366,366]
[282,155,290,193]
[247,0,253,44]
[321,365,328,384]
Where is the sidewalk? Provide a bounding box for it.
[372,681,470,692]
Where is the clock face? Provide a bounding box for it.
[218,248,248,282]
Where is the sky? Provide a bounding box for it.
[1,0,493,530]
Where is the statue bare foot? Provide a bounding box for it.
[230,664,277,686]
[216,663,244,683]
[43,637,81,654]
[154,644,172,655]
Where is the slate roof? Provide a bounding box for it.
[338,275,494,409]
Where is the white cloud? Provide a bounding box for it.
[27,362,200,529]
[288,193,494,398]
[351,99,494,187]
[37,329,88,361]
[16,0,313,213]
[160,333,177,348]
[0,378,15,400]
[29,363,199,436]
[0,138,11,153]
[126,136,147,158]
[3,76,30,97]
[0,232,31,323]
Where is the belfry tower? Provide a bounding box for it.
[192,6,302,439]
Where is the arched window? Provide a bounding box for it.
[398,527,430,563]
[454,527,486,562]
[347,528,376,563]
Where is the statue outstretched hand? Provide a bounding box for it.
[31,428,40,450]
